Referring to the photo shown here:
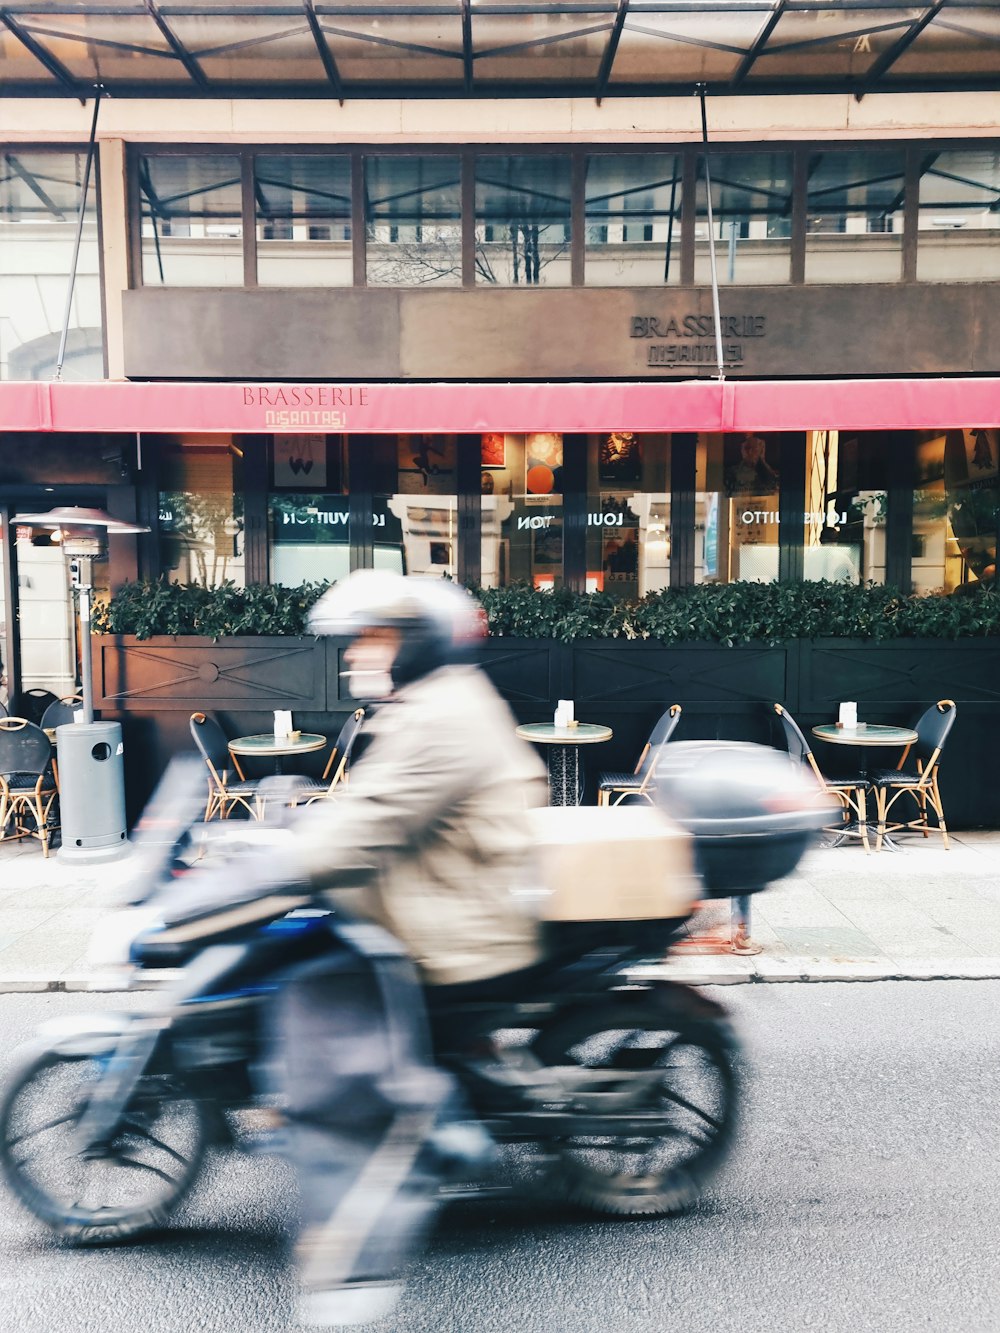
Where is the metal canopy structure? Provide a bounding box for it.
[1,1,999,101]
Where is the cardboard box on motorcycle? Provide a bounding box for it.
[528,805,699,922]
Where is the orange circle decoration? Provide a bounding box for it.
[526,464,555,495]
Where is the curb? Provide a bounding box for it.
[3,963,1000,993]
[635,960,1000,985]
[0,971,180,994]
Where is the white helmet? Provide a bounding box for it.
[308,571,487,687]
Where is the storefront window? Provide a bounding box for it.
[373,435,459,577]
[139,154,244,287]
[365,157,462,287]
[584,155,682,286]
[803,431,886,584]
[475,156,571,287]
[916,149,1000,283]
[0,151,104,380]
[694,152,793,286]
[268,436,348,586]
[479,433,563,589]
[158,439,245,587]
[804,149,906,284]
[13,517,106,699]
[696,432,782,583]
[255,156,352,287]
[0,522,7,706]
[583,433,670,595]
[912,430,999,595]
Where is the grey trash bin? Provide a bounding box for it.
[55,720,129,863]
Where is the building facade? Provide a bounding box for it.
[1,3,1000,707]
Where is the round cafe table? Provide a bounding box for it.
[811,723,918,849]
[515,722,612,807]
[228,731,326,776]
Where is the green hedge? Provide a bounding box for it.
[94,578,1000,646]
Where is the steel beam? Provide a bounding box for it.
[144,0,209,89]
[461,0,473,93]
[595,0,628,104]
[304,0,345,101]
[730,0,786,87]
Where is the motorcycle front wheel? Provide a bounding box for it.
[0,1043,209,1244]
[531,995,739,1217]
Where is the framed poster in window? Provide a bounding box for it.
[481,433,506,469]
[272,435,329,489]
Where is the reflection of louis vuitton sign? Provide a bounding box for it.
[631,314,767,369]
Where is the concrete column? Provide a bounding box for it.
[98,138,129,380]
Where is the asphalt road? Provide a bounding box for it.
[0,982,998,1333]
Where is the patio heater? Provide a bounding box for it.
[15,506,149,863]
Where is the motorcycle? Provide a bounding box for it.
[0,744,831,1244]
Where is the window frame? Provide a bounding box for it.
[127,138,999,293]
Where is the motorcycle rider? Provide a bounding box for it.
[188,571,548,1326]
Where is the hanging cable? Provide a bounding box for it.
[55,87,103,382]
[696,84,726,382]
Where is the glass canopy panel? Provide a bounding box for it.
[891,12,1000,79]
[366,156,462,288]
[746,8,909,82]
[316,15,464,83]
[917,148,1000,283]
[6,14,174,82]
[695,152,794,286]
[584,154,683,287]
[804,148,906,283]
[0,26,74,82]
[471,13,609,84]
[256,155,352,287]
[138,153,244,286]
[167,16,326,83]
[475,155,572,287]
[613,11,760,84]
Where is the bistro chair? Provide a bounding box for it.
[870,699,957,852]
[597,703,682,807]
[11,688,60,728]
[773,703,872,852]
[283,708,366,807]
[40,695,84,733]
[0,718,59,858]
[189,711,263,822]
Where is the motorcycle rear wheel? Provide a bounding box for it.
[531,998,739,1217]
[0,1043,209,1244]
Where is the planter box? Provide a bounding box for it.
[96,634,1000,828]
[97,635,328,711]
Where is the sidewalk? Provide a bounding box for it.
[0,831,997,991]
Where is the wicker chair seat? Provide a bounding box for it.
[3,772,53,791]
[598,771,645,791]
[868,768,926,788]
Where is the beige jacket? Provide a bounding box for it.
[293,665,548,986]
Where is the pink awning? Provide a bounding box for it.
[2,378,999,435]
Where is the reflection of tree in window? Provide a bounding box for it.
[159,491,244,585]
[476,157,571,286]
[365,157,462,287]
